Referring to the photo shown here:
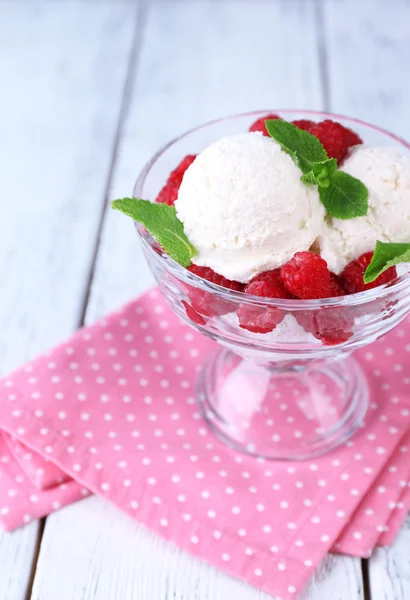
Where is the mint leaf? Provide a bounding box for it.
[112,198,197,267]
[265,119,328,173]
[301,171,319,185]
[364,241,410,283]
[319,171,368,219]
[265,119,369,221]
[302,158,338,188]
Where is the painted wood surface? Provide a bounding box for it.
[0,0,409,598]
[369,516,410,600]
[0,0,139,598]
[0,522,40,600]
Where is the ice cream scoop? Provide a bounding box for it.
[319,145,410,273]
[175,133,325,283]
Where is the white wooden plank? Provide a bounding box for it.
[368,516,410,600]
[32,496,363,600]
[0,1,138,598]
[323,0,410,139]
[0,0,137,372]
[0,523,41,600]
[33,1,363,599]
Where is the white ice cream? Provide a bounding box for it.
[175,133,325,283]
[319,145,410,273]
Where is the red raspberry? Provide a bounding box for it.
[291,119,315,131]
[308,120,362,163]
[237,269,293,334]
[295,308,354,346]
[329,272,347,297]
[292,119,362,163]
[341,252,397,294]
[249,113,281,136]
[182,300,206,326]
[280,252,337,299]
[156,155,197,206]
[183,265,244,322]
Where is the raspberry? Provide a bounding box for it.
[292,119,362,164]
[291,119,315,131]
[341,252,398,294]
[308,120,362,163]
[156,155,197,206]
[296,308,354,346]
[237,269,293,334]
[249,113,281,136]
[329,272,347,297]
[182,300,206,326]
[184,265,244,322]
[280,252,337,299]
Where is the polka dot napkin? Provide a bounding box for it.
[0,288,409,600]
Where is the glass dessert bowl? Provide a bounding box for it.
[133,110,410,460]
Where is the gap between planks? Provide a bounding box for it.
[23,520,45,600]
[23,2,148,597]
[77,0,149,330]
[361,559,371,600]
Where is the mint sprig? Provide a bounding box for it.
[364,241,410,283]
[112,198,197,267]
[265,119,368,220]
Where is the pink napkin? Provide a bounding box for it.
[0,288,409,600]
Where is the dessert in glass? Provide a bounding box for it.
[114,110,410,460]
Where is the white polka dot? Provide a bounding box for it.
[222,553,230,562]
[160,518,168,527]
[278,562,286,571]
[254,568,262,576]
[288,586,297,594]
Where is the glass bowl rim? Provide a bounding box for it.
[133,109,410,309]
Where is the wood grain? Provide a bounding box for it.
[368,516,410,600]
[0,1,139,598]
[0,523,41,600]
[32,497,363,600]
[0,0,137,372]
[323,0,410,139]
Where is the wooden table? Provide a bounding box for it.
[1,0,410,598]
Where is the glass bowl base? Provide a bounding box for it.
[196,349,369,460]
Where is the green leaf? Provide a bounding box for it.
[301,158,337,188]
[265,119,328,173]
[112,198,197,267]
[301,171,319,185]
[364,240,410,283]
[319,170,368,219]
